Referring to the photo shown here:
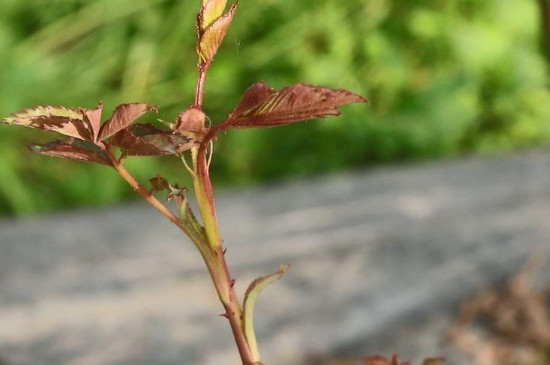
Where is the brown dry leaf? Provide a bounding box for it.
[451,258,550,365]
[149,175,171,192]
[361,355,443,365]
[362,355,407,365]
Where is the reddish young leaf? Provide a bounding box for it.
[82,102,104,141]
[174,106,207,136]
[28,138,112,165]
[3,105,92,140]
[422,358,445,365]
[98,103,158,141]
[361,355,444,365]
[198,2,238,64]
[110,123,195,156]
[222,83,367,129]
[228,82,276,119]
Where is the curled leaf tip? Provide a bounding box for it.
[243,264,290,362]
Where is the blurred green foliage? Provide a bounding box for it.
[1,0,549,216]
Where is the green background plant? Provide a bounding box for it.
[1,0,549,216]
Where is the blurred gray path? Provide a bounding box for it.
[1,150,550,365]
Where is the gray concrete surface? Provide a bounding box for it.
[1,150,550,365]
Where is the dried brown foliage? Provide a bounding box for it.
[361,354,444,365]
[451,259,550,365]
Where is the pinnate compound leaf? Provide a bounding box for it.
[198,2,237,64]
[3,105,92,140]
[28,138,112,165]
[110,123,195,156]
[98,103,158,141]
[223,83,367,129]
[243,265,290,361]
[200,0,228,29]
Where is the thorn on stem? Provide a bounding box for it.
[219,313,230,319]
[230,279,236,288]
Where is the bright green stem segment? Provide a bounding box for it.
[188,145,257,364]
[243,265,290,362]
[191,146,222,249]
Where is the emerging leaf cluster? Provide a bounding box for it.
[1,1,367,364]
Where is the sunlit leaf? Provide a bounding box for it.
[98,103,158,141]
[83,101,104,141]
[228,82,276,119]
[110,123,195,156]
[222,83,367,129]
[198,2,238,64]
[3,105,92,140]
[200,0,228,29]
[28,138,112,165]
[243,264,290,361]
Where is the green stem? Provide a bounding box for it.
[200,246,254,364]
[110,147,255,363]
[190,145,256,364]
[192,146,223,249]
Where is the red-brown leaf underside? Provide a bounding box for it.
[28,139,112,165]
[228,81,276,119]
[98,103,157,141]
[83,102,104,141]
[224,82,367,129]
[110,123,195,157]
